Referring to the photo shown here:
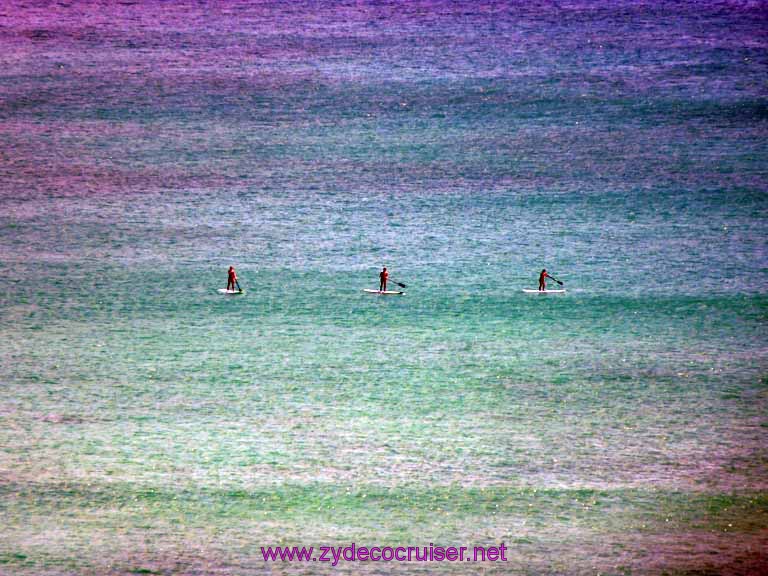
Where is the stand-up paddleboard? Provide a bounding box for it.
[363,289,405,295]
[522,288,565,294]
[218,288,245,295]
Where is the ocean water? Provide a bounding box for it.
[1,1,767,574]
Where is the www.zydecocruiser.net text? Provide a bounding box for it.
[261,543,509,566]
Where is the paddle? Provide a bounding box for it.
[549,276,563,286]
[390,280,407,288]
[235,279,242,292]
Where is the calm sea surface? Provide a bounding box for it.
[1,1,767,574]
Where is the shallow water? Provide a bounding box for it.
[1,1,767,574]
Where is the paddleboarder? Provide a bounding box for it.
[538,269,553,291]
[227,266,241,292]
[379,266,389,292]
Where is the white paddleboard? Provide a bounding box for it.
[363,289,405,295]
[522,289,566,294]
[218,288,245,295]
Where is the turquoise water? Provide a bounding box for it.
[1,1,767,574]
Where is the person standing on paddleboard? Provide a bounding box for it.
[539,269,553,291]
[379,266,389,292]
[227,266,240,292]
